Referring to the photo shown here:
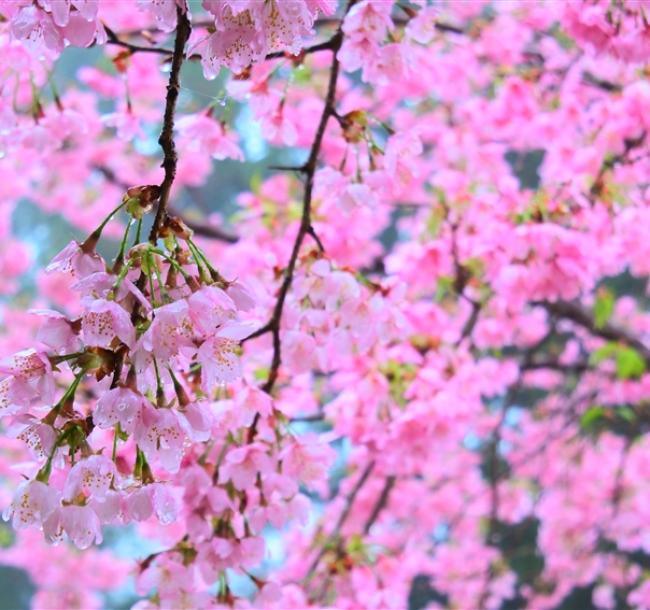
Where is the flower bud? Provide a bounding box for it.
[340,110,368,143]
[160,216,194,240]
[123,185,161,219]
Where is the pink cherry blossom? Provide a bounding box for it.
[81,298,135,349]
[219,443,274,490]
[94,386,147,434]
[135,406,186,473]
[177,114,243,161]
[63,455,116,501]
[197,321,254,390]
[3,480,60,530]
[46,240,104,278]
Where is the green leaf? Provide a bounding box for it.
[249,172,262,194]
[593,288,614,329]
[580,405,606,430]
[589,342,618,366]
[346,534,365,554]
[426,207,444,237]
[617,406,637,423]
[435,276,454,300]
[590,343,646,379]
[292,64,312,85]
[254,367,270,381]
[464,257,485,277]
[0,523,14,548]
[615,347,646,380]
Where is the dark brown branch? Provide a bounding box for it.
[95,166,238,244]
[243,15,353,397]
[363,475,396,535]
[268,164,307,172]
[104,25,173,56]
[307,225,325,253]
[590,131,646,199]
[477,379,523,609]
[149,8,192,242]
[104,26,340,63]
[168,208,239,243]
[521,359,590,374]
[611,438,632,515]
[582,71,623,93]
[265,35,342,60]
[259,31,340,391]
[434,21,466,35]
[457,298,481,345]
[539,300,650,367]
[305,460,375,580]
[448,215,482,346]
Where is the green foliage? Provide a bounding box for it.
[580,405,607,432]
[580,404,641,438]
[380,360,417,407]
[593,288,615,329]
[590,343,646,379]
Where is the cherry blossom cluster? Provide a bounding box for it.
[3,0,106,54]
[196,0,337,77]
[4,1,337,77]
[1,204,242,531]
[0,187,339,603]
[563,0,650,62]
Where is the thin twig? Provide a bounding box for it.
[149,7,192,242]
[590,131,646,199]
[94,166,238,244]
[243,10,354,399]
[582,71,623,93]
[363,475,396,535]
[104,26,340,63]
[457,298,481,345]
[265,35,341,60]
[521,359,590,374]
[240,2,359,447]
[478,386,513,608]
[305,460,375,580]
[168,208,239,243]
[104,24,172,56]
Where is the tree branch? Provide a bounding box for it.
[104,24,173,56]
[104,26,341,63]
[168,209,239,243]
[94,166,238,244]
[305,460,375,580]
[521,359,590,374]
[590,131,647,199]
[582,71,623,93]
[149,7,192,242]
[265,34,343,60]
[244,8,355,399]
[363,475,396,535]
[539,300,650,366]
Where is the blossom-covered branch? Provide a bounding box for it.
[244,2,358,400]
